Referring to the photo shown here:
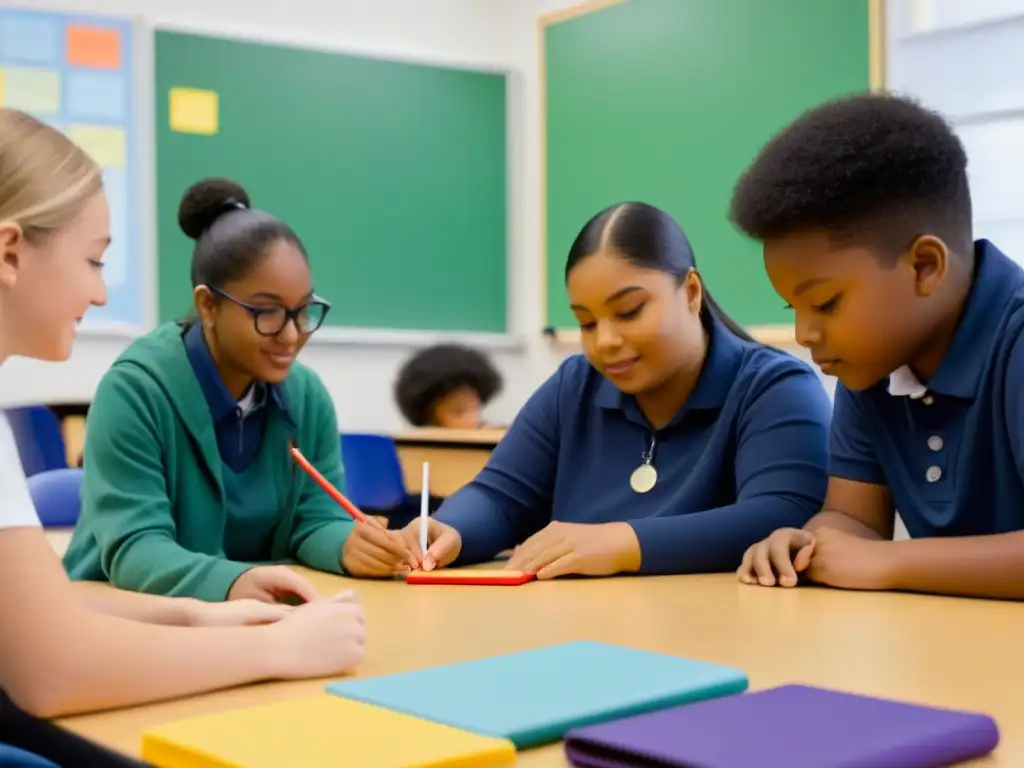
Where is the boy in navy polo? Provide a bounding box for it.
[731,93,1024,601]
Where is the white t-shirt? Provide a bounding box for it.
[0,411,41,529]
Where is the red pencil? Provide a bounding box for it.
[289,444,379,527]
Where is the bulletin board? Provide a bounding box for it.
[0,8,142,331]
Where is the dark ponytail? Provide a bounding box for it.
[700,287,755,342]
[565,201,755,343]
[176,176,307,328]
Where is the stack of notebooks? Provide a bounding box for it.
[140,640,1000,767]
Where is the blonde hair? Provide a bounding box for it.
[0,109,102,243]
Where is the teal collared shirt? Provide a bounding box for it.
[64,322,354,599]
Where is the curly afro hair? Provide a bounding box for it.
[394,344,503,427]
[729,92,973,260]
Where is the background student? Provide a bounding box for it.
[394,343,503,429]
[0,109,364,743]
[63,177,415,598]
[731,93,1024,601]
[404,202,832,578]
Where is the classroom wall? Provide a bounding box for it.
[887,0,1024,262]
[0,0,836,431]
[0,0,562,432]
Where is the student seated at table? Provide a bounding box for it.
[402,202,832,579]
[394,343,503,429]
[0,110,364,743]
[732,93,1024,601]
[63,177,416,597]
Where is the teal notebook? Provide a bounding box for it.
[326,640,748,749]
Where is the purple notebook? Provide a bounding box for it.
[563,684,999,768]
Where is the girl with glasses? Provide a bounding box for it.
[64,177,416,602]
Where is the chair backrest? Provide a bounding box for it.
[3,406,67,477]
[339,433,407,510]
[0,742,60,768]
[26,468,83,528]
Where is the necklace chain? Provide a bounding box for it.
[642,434,657,465]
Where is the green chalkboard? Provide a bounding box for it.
[155,31,507,332]
[543,0,871,331]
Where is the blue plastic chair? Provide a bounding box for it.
[339,433,408,511]
[26,468,83,528]
[4,406,67,478]
[0,743,59,768]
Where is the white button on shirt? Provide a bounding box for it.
[889,368,945,485]
[0,411,42,529]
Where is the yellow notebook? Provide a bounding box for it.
[141,695,516,768]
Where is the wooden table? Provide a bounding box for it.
[59,570,1020,765]
[393,427,505,496]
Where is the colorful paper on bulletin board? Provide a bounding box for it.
[0,66,61,114]
[0,8,142,330]
[169,86,219,135]
[68,124,126,167]
[66,24,121,69]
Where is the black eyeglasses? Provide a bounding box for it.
[209,287,331,336]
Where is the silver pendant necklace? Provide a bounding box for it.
[630,434,658,493]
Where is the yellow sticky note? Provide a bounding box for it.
[67,124,125,168]
[2,67,61,115]
[169,87,218,135]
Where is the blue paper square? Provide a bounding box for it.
[0,13,60,66]
[66,70,124,121]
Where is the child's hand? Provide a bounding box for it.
[269,591,366,679]
[227,565,320,604]
[505,521,640,579]
[400,518,462,571]
[736,527,815,587]
[794,527,897,591]
[342,522,418,577]
[189,598,293,627]
[737,527,896,591]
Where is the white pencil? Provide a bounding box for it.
[420,461,430,557]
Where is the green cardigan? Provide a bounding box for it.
[63,322,354,601]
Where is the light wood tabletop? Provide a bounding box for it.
[60,570,1019,765]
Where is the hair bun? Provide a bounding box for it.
[177,177,251,240]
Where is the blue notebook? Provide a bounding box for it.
[326,640,748,749]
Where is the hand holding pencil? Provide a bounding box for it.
[342,523,419,577]
[290,444,417,578]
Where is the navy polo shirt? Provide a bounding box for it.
[434,318,832,574]
[183,323,288,473]
[830,240,1024,538]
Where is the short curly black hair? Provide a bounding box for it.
[729,92,973,259]
[394,344,503,426]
